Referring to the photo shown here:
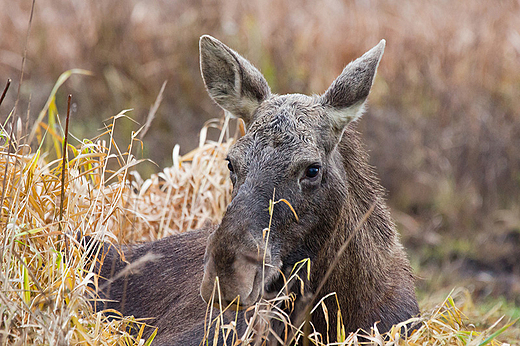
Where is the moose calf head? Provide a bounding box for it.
[199,35,385,308]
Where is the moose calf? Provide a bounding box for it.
[92,35,419,345]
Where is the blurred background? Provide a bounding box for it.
[1,0,519,309]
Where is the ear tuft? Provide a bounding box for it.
[320,39,385,131]
[199,35,271,125]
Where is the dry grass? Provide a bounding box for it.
[0,75,518,343]
[1,1,519,343]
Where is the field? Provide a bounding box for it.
[1,0,519,344]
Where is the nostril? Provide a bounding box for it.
[200,270,220,305]
[200,283,212,304]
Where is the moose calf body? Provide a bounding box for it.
[94,36,419,345]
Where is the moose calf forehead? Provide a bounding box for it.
[244,94,328,148]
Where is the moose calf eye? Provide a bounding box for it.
[227,161,234,173]
[304,165,321,179]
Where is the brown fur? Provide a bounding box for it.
[93,35,419,345]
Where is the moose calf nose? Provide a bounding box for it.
[200,250,264,309]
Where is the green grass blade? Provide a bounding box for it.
[28,68,92,145]
[22,257,31,305]
[478,318,519,346]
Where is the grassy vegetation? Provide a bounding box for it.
[1,0,519,344]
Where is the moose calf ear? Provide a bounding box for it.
[320,40,385,133]
[200,35,271,125]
